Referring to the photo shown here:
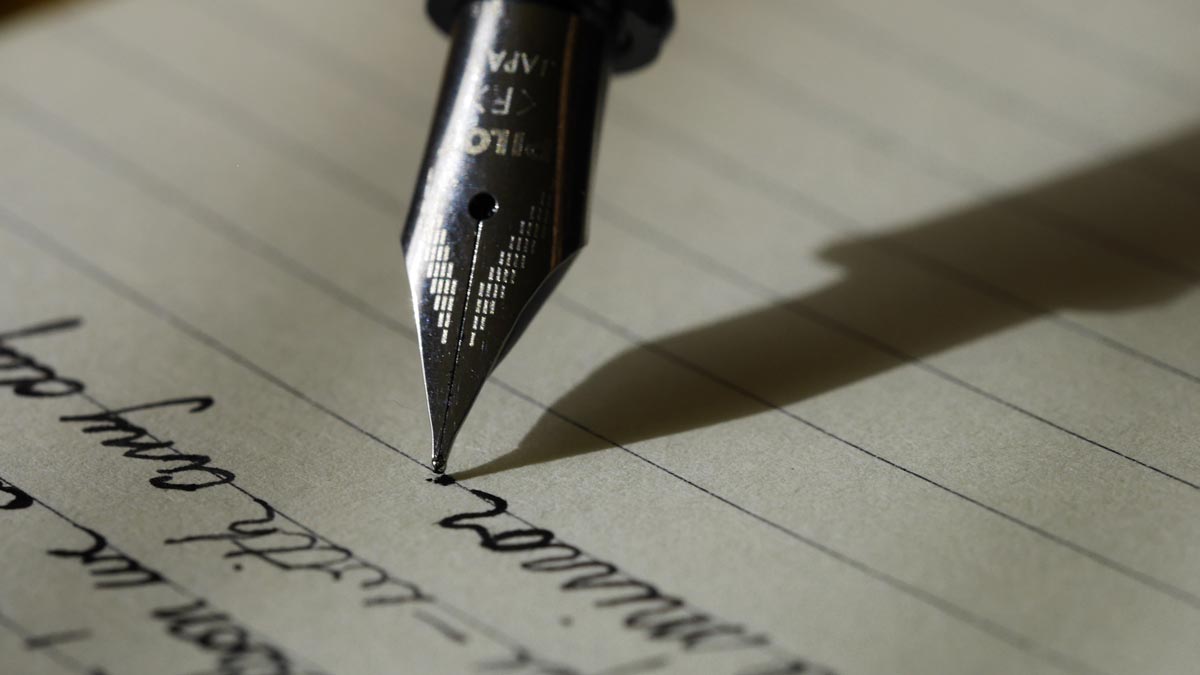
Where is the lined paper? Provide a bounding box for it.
[1,1,1198,673]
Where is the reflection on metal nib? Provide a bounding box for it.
[404,1,605,472]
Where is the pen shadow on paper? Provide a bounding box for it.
[454,128,1200,480]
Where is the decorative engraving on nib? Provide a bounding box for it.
[466,192,551,349]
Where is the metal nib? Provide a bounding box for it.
[404,0,608,473]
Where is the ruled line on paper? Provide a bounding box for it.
[0,185,1089,673]
[0,80,574,667]
[2,0,1198,672]
[0,472,333,675]
[0,10,1185,672]
[953,0,1200,102]
[65,0,1200,501]
[0,209,819,673]
[124,0,1200,662]
[608,98,1200,389]
[0,607,95,675]
[0,93,579,671]
[0,202,586,673]
[23,0,1176,598]
[201,0,1200,398]
[21,0,1200,619]
[635,27,1199,290]
[759,0,1200,276]
[93,0,1200,548]
[591,198,1200,490]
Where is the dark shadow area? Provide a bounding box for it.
[455,127,1200,480]
[0,0,86,26]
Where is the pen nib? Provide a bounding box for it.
[407,191,581,474]
[403,0,610,473]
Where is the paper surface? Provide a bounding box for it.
[1,0,1199,673]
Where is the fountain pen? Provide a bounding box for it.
[403,0,674,473]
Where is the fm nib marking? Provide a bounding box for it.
[405,0,673,473]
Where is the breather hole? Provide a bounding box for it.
[468,192,499,221]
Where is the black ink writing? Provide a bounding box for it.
[0,479,33,510]
[4,318,429,623]
[166,496,429,606]
[738,660,836,675]
[24,628,92,650]
[0,318,85,398]
[14,476,306,674]
[152,599,296,675]
[0,317,235,492]
[48,524,165,590]
[60,397,234,492]
[480,647,575,675]
[439,488,771,655]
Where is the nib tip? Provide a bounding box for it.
[431,437,449,473]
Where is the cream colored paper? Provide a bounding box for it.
[1,0,1198,673]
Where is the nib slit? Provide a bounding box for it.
[428,216,487,474]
